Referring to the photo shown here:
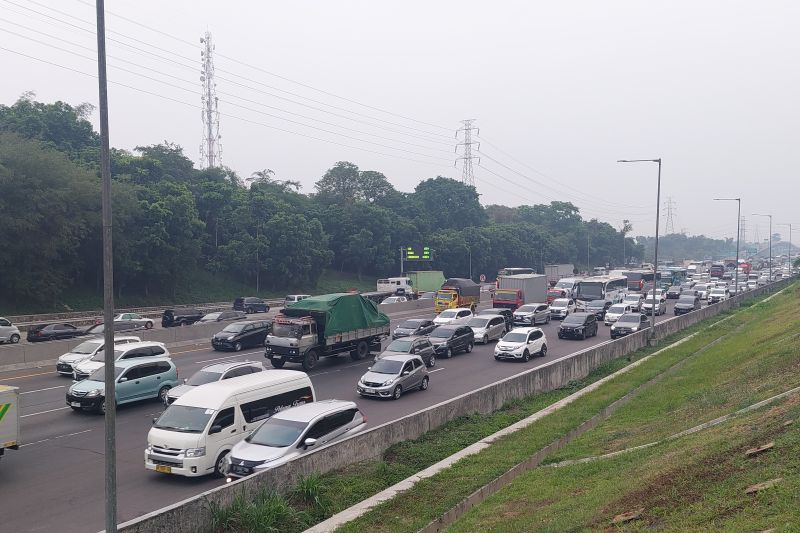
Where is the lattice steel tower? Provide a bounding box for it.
[663,196,677,234]
[200,31,222,168]
[455,119,479,187]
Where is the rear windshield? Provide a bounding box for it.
[562,314,586,325]
[385,339,413,353]
[466,318,490,327]
[247,418,307,447]
[370,360,403,374]
[617,314,640,323]
[186,370,223,386]
[429,328,455,338]
[678,296,696,303]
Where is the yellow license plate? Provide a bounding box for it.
[155,465,172,474]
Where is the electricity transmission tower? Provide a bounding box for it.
[200,31,222,168]
[739,216,747,245]
[455,119,479,187]
[663,196,677,234]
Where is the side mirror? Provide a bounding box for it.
[402,370,411,376]
[119,377,128,383]
[152,417,158,425]
[304,437,317,449]
[367,366,372,371]
[209,425,222,435]
[183,378,188,384]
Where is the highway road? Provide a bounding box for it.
[0,300,689,533]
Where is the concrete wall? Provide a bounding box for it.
[111,278,790,532]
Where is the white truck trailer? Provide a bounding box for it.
[0,385,20,463]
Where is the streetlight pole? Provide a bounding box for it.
[778,223,794,265]
[753,213,773,280]
[713,198,741,294]
[618,158,661,340]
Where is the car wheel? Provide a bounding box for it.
[213,451,229,478]
[427,355,436,368]
[546,315,551,324]
[494,356,501,361]
[523,350,530,362]
[9,334,20,344]
[420,376,429,391]
[302,350,318,371]
[465,342,473,353]
[246,307,253,314]
[444,348,452,359]
[392,385,403,400]
[145,321,153,329]
[482,335,488,344]
[158,386,171,404]
[270,358,285,368]
[540,344,547,357]
[234,342,242,352]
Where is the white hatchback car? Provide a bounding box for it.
[0,317,21,344]
[73,341,169,380]
[604,304,632,325]
[56,336,141,376]
[549,299,576,319]
[433,308,473,325]
[494,327,547,362]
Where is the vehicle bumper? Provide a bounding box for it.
[145,451,208,477]
[66,393,103,410]
[211,339,236,351]
[512,317,535,326]
[494,350,525,360]
[56,362,75,375]
[550,311,568,319]
[357,384,394,398]
[558,329,585,339]
[610,329,635,338]
[264,346,304,363]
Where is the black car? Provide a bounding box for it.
[557,313,598,340]
[83,321,143,335]
[212,320,273,351]
[392,318,436,339]
[233,297,270,314]
[427,325,475,358]
[199,310,248,323]
[476,308,515,332]
[585,300,612,321]
[26,323,85,342]
[161,308,203,327]
[666,285,682,299]
[674,294,701,315]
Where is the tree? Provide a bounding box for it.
[315,161,361,204]
[412,177,486,230]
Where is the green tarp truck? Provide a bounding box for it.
[0,385,20,463]
[265,293,390,371]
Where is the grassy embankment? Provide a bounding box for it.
[1,269,374,314]
[209,283,797,533]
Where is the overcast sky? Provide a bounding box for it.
[2,0,798,242]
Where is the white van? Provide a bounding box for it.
[145,370,314,478]
[553,277,582,299]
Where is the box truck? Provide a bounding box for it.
[492,274,548,310]
[0,385,20,463]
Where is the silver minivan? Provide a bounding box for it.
[465,316,506,344]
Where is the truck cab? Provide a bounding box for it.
[377,277,413,296]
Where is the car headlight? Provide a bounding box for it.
[86,389,102,397]
[382,378,396,386]
[185,447,206,458]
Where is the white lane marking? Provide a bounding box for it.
[313,361,371,376]
[428,368,446,374]
[20,385,66,395]
[21,406,70,418]
[194,351,261,364]
[19,429,93,448]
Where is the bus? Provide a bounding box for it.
[659,267,687,288]
[553,277,582,299]
[574,275,628,309]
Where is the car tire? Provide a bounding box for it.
[264,306,270,314]
[213,451,229,478]
[351,340,369,361]
[420,376,429,391]
[444,348,452,359]
[494,356,501,361]
[392,385,403,400]
[465,342,473,354]
[145,321,153,329]
[523,350,530,362]
[302,350,318,371]
[540,344,547,357]
[246,307,253,314]
[427,355,436,368]
[482,335,488,344]
[270,358,285,369]
[234,342,242,352]
[546,315,551,324]
[9,334,20,344]
[158,386,171,404]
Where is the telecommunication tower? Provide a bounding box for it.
[200,31,222,168]
[455,119,479,187]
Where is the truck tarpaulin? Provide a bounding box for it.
[440,278,481,297]
[283,293,389,337]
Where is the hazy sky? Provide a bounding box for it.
[2,0,799,242]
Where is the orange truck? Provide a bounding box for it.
[434,278,481,313]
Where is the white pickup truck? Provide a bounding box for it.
[0,385,20,462]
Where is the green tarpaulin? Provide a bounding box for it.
[283,293,390,337]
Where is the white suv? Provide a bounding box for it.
[494,327,547,362]
[73,341,169,380]
[56,336,141,376]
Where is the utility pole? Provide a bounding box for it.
[94,1,117,531]
[778,223,794,264]
[753,213,772,280]
[455,119,479,187]
[663,197,676,235]
[200,31,222,168]
[399,247,404,276]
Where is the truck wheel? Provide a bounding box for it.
[302,350,318,372]
[270,358,285,368]
[351,340,369,361]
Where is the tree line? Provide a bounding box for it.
[4,95,736,306]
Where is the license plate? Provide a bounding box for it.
[232,466,251,475]
[365,388,375,394]
[155,465,172,474]
[272,355,282,360]
[70,402,81,408]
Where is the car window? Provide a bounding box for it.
[0,319,9,327]
[490,317,504,327]
[411,358,422,369]
[529,331,543,341]
[305,416,336,440]
[150,346,166,356]
[418,339,432,349]
[240,387,314,424]
[223,366,252,379]
[138,363,163,378]
[641,315,649,322]
[212,407,235,430]
[122,366,145,380]
[402,362,414,374]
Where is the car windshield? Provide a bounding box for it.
[88,366,124,381]
[678,296,696,303]
[438,310,458,318]
[617,314,640,323]
[502,332,528,343]
[608,305,626,313]
[154,405,213,433]
[562,315,586,325]
[551,300,568,308]
[202,313,220,321]
[624,295,640,301]
[186,370,223,386]
[429,328,454,339]
[70,341,102,355]
[588,300,605,307]
[517,305,537,313]
[246,418,308,447]
[385,339,413,353]
[93,349,124,363]
[399,320,423,329]
[272,323,303,338]
[370,359,404,374]
[465,318,489,328]
[555,281,573,289]
[222,323,246,333]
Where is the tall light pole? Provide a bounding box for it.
[713,198,741,293]
[753,213,772,280]
[618,158,661,340]
[94,1,117,531]
[777,223,794,265]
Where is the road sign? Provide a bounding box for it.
[479,274,486,282]
[403,245,432,261]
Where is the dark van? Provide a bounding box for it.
[233,297,270,314]
[212,320,273,351]
[161,308,203,327]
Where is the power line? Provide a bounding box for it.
[456,119,479,187]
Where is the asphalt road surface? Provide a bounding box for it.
[0,300,692,533]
